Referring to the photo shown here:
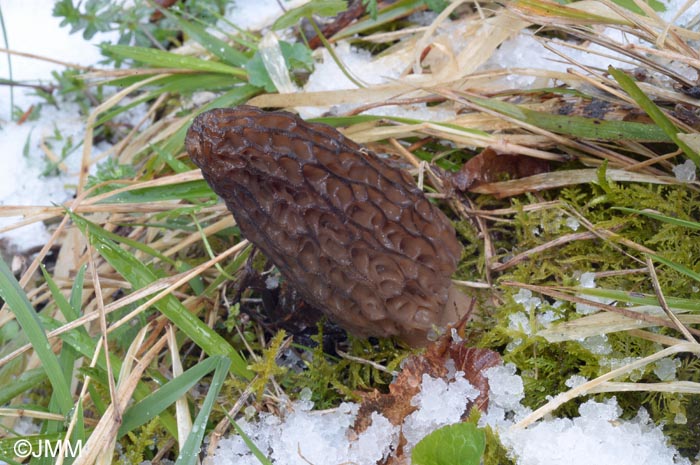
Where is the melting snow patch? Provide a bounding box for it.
[498,398,690,465]
[672,159,697,183]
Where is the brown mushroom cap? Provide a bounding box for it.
[186,106,463,342]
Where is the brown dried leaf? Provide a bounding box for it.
[449,346,502,412]
[354,332,501,436]
[451,147,550,192]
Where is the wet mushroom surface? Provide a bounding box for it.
[186,105,464,344]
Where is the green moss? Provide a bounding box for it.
[470,180,700,457]
[278,328,412,408]
[123,419,168,463]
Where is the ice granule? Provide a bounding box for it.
[299,387,313,402]
[402,373,479,451]
[348,412,399,463]
[509,312,532,335]
[602,356,645,382]
[566,217,581,231]
[485,364,525,412]
[579,272,597,288]
[575,272,615,315]
[265,275,279,289]
[672,159,696,183]
[579,334,613,355]
[213,400,398,465]
[537,310,560,327]
[499,398,690,465]
[513,289,542,313]
[653,358,678,381]
[564,375,588,389]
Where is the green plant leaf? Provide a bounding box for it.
[118,356,227,437]
[245,41,313,92]
[101,44,247,78]
[0,258,73,414]
[334,0,425,40]
[272,0,348,30]
[231,420,273,465]
[157,8,249,67]
[613,207,700,230]
[649,254,700,283]
[175,356,231,465]
[412,422,486,465]
[609,0,665,14]
[69,212,252,380]
[95,179,214,204]
[608,66,700,167]
[0,368,46,406]
[462,94,672,142]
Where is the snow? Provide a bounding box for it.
[0,0,117,121]
[499,398,690,465]
[401,372,480,453]
[212,400,398,465]
[672,159,697,182]
[298,41,454,120]
[0,0,118,251]
[222,0,310,33]
[576,272,615,315]
[654,357,679,381]
[215,363,690,465]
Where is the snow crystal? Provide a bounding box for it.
[579,334,613,355]
[653,357,678,381]
[513,289,542,313]
[508,312,531,335]
[485,364,526,413]
[222,0,310,32]
[575,272,615,315]
[401,373,480,451]
[602,356,645,382]
[298,42,456,121]
[213,400,398,465]
[566,216,581,231]
[565,375,588,389]
[536,309,560,327]
[498,398,690,465]
[672,159,697,183]
[265,275,279,290]
[579,272,597,289]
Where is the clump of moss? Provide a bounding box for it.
[473,180,700,456]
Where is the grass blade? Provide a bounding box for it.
[102,44,247,78]
[0,258,72,414]
[69,212,252,379]
[649,254,700,282]
[175,356,231,465]
[463,94,671,142]
[158,8,249,66]
[95,179,214,204]
[614,207,700,230]
[231,420,273,465]
[0,368,46,405]
[118,356,226,437]
[608,66,700,167]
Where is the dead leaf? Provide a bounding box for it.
[450,147,550,191]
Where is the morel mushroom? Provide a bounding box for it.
[186,106,467,345]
